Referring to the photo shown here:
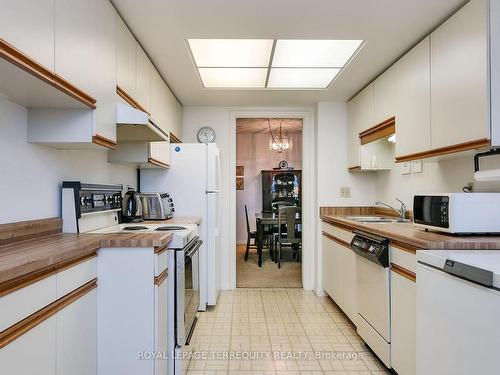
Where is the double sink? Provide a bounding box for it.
[346,216,410,223]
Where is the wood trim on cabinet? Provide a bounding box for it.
[0,279,97,349]
[359,117,395,145]
[322,231,351,249]
[395,138,491,163]
[0,252,97,297]
[148,157,170,169]
[391,263,416,282]
[321,218,356,233]
[0,38,96,109]
[347,165,361,172]
[116,85,150,115]
[154,246,168,255]
[170,132,181,143]
[92,134,117,150]
[391,241,418,254]
[154,268,168,286]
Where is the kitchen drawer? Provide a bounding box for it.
[321,222,354,244]
[391,245,416,273]
[56,257,97,298]
[155,249,169,276]
[0,274,57,332]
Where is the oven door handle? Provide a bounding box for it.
[186,240,203,258]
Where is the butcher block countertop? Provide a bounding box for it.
[0,218,173,286]
[320,207,500,250]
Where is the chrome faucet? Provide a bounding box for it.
[375,199,407,219]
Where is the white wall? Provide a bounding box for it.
[236,132,302,244]
[0,98,136,224]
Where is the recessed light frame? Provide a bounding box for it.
[186,39,365,90]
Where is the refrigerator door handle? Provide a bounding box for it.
[206,190,221,194]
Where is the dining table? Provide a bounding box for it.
[255,212,302,267]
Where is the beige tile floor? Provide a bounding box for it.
[183,288,390,375]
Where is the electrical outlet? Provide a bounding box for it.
[340,186,351,198]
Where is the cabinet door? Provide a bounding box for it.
[150,141,171,167]
[155,280,168,375]
[136,44,152,113]
[92,0,117,141]
[117,15,137,98]
[391,271,416,375]
[0,0,55,70]
[0,315,56,375]
[395,37,431,157]
[150,68,166,132]
[430,0,489,149]
[347,83,374,167]
[56,289,97,375]
[164,86,181,138]
[340,247,357,325]
[54,0,94,93]
[374,65,396,124]
[321,234,335,298]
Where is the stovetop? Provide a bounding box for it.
[88,223,199,249]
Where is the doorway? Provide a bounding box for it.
[235,118,303,288]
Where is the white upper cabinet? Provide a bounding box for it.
[136,44,152,113]
[117,15,137,99]
[394,37,431,158]
[374,65,397,124]
[0,0,55,70]
[347,83,374,168]
[430,0,489,149]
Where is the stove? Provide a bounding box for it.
[88,223,199,249]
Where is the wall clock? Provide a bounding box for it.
[197,126,216,143]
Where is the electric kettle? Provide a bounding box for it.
[122,188,143,223]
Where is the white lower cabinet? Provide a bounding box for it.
[0,315,57,375]
[391,270,416,375]
[56,289,97,375]
[155,280,169,375]
[321,224,357,324]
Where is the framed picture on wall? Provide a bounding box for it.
[236,165,244,176]
[236,177,244,190]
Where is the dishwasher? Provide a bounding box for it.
[351,231,391,368]
[416,250,500,375]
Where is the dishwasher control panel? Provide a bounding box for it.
[351,231,390,267]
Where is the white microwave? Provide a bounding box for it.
[413,193,500,234]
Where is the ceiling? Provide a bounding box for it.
[236,118,303,134]
[112,0,467,107]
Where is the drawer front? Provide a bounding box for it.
[57,257,97,298]
[0,274,57,332]
[321,222,354,244]
[391,246,416,273]
[155,250,168,276]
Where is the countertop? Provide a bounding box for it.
[143,216,203,225]
[0,227,172,286]
[320,207,500,250]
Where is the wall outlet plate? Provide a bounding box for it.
[401,162,411,175]
[340,186,351,198]
[411,160,423,173]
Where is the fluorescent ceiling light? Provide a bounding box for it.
[268,68,340,88]
[188,39,273,67]
[198,68,267,88]
[272,40,363,68]
[187,38,363,89]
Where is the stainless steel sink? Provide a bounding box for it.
[346,216,410,223]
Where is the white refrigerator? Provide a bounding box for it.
[141,143,221,310]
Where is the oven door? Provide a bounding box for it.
[184,239,202,345]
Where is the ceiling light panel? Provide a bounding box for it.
[272,40,363,68]
[198,68,267,88]
[267,68,340,89]
[188,39,274,67]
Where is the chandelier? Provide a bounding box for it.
[268,119,291,153]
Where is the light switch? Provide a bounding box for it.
[340,186,351,198]
[401,162,411,175]
[411,160,423,173]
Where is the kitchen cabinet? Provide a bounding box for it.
[0,0,55,70]
[347,83,374,169]
[136,44,152,114]
[430,0,489,150]
[56,290,97,375]
[0,315,57,375]
[374,65,397,125]
[108,141,170,168]
[151,67,182,139]
[117,15,137,99]
[150,141,171,167]
[154,278,169,375]
[394,37,431,159]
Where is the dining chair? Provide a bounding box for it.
[244,205,258,261]
[276,206,302,269]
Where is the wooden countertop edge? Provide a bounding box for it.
[321,214,500,250]
[154,268,168,286]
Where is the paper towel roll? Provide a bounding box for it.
[474,168,500,181]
